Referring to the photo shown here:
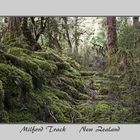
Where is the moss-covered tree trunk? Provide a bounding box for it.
[7,17,22,40]
[47,17,62,52]
[107,17,117,56]
[63,17,73,52]
[21,17,41,51]
[8,17,22,33]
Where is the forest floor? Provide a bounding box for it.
[0,47,137,123]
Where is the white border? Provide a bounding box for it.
[0,124,139,140]
[0,0,139,16]
[0,0,140,139]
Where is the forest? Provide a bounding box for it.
[0,17,140,123]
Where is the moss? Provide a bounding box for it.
[3,33,30,49]
[27,87,82,123]
[63,71,80,78]
[99,88,109,95]
[55,82,89,100]
[66,58,81,70]
[56,62,71,71]
[80,71,95,76]
[46,88,73,103]
[59,76,86,93]
[7,47,32,56]
[0,110,9,123]
[92,82,100,90]
[0,51,58,89]
[76,103,95,123]
[30,57,58,78]
[69,67,81,75]
[107,82,121,98]
[95,101,111,114]
[0,81,4,111]
[121,95,135,106]
[9,111,36,123]
[0,63,33,109]
[34,51,65,64]
[47,100,81,123]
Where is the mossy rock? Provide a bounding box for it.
[0,63,33,109]
[35,51,64,63]
[28,87,82,123]
[59,76,86,93]
[50,78,89,101]
[45,88,73,103]
[0,51,58,89]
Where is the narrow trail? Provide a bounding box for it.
[83,72,122,106]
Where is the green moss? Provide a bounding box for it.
[59,76,86,93]
[3,33,30,49]
[55,62,71,71]
[57,83,89,100]
[27,87,83,123]
[0,63,33,109]
[0,51,58,89]
[8,47,32,56]
[66,58,81,69]
[9,111,36,123]
[76,103,95,123]
[95,101,111,114]
[0,110,9,123]
[92,82,100,90]
[80,71,95,76]
[63,71,80,78]
[0,81,4,110]
[46,88,73,103]
[99,88,109,95]
[47,104,69,123]
[35,51,64,63]
[30,57,58,78]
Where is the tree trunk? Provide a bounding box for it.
[107,17,117,55]
[133,17,140,29]
[47,17,62,52]
[8,17,22,33]
[63,17,73,49]
[74,17,79,54]
[21,17,41,51]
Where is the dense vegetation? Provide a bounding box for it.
[0,17,140,123]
